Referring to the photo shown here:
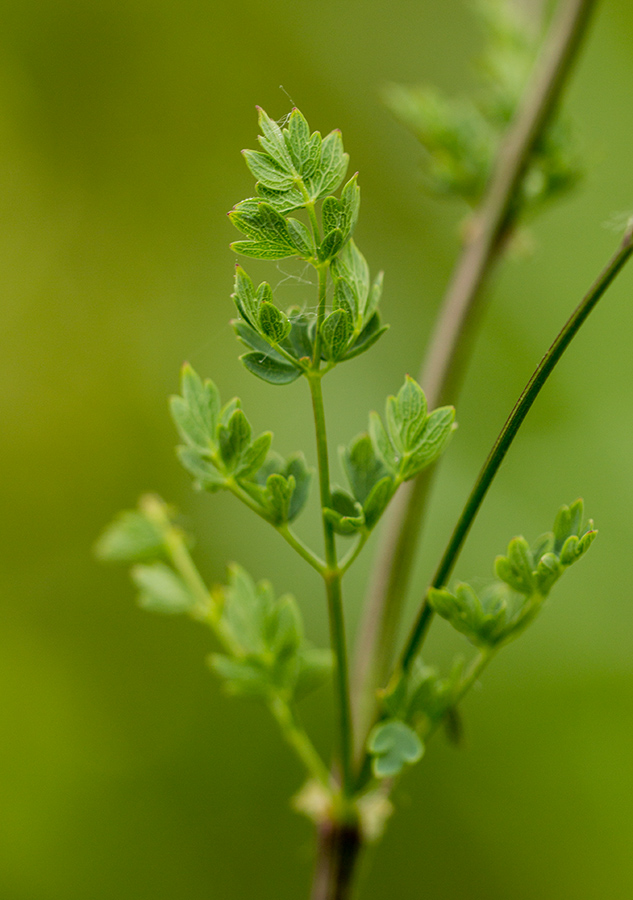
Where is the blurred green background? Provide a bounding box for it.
[2,0,633,897]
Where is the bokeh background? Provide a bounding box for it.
[2,0,633,897]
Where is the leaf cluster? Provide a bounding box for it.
[384,0,581,211]
[429,499,596,648]
[327,377,455,536]
[170,363,312,525]
[210,564,332,702]
[228,107,388,384]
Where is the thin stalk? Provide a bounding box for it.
[313,265,328,367]
[308,371,354,797]
[268,696,333,788]
[226,479,326,574]
[351,0,598,758]
[399,223,633,675]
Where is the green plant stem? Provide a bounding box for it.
[226,479,326,574]
[339,531,370,575]
[351,0,598,760]
[399,223,633,675]
[269,696,333,788]
[313,265,328,367]
[308,370,354,798]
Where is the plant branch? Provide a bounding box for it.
[398,222,633,674]
[308,370,354,797]
[226,479,326,573]
[351,0,598,759]
[268,696,333,787]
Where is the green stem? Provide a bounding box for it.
[351,0,599,758]
[226,479,326,574]
[313,265,328,368]
[269,695,333,788]
[308,371,354,797]
[399,223,633,675]
[339,531,370,575]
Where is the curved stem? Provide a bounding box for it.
[351,0,598,758]
[399,223,633,674]
[308,371,354,797]
[226,479,326,574]
[268,696,332,788]
[339,531,370,575]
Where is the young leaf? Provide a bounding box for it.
[369,411,399,474]
[242,149,295,191]
[241,352,302,385]
[362,476,395,530]
[177,446,226,491]
[259,302,292,343]
[132,563,197,615]
[342,434,389,505]
[95,508,166,562]
[367,719,424,778]
[400,406,456,480]
[286,453,312,521]
[232,265,259,326]
[265,473,296,525]
[341,312,389,361]
[218,408,252,469]
[235,431,273,479]
[256,106,294,172]
[395,376,428,450]
[318,228,345,262]
[321,308,352,361]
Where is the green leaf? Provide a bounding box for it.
[308,130,349,200]
[232,265,259,327]
[259,302,292,343]
[322,196,343,235]
[333,277,357,323]
[342,434,389,505]
[286,453,312,521]
[256,107,294,172]
[362,476,395,530]
[395,376,428,449]
[400,406,456,479]
[367,719,424,778]
[210,654,272,697]
[132,563,197,615]
[256,183,305,214]
[321,308,352,361]
[170,364,220,451]
[265,473,295,524]
[340,173,360,238]
[283,107,311,172]
[235,431,273,479]
[241,352,302,385]
[324,488,365,536]
[318,228,344,262]
[331,240,370,318]
[95,508,165,562]
[233,320,288,361]
[284,310,314,361]
[177,446,226,491]
[341,312,389,361]
[242,149,294,190]
[369,411,399,473]
[218,408,251,470]
[286,218,315,257]
[231,240,295,260]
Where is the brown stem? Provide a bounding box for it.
[310,819,363,900]
[351,0,598,762]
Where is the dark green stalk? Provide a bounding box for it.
[351,0,598,759]
[399,223,633,674]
